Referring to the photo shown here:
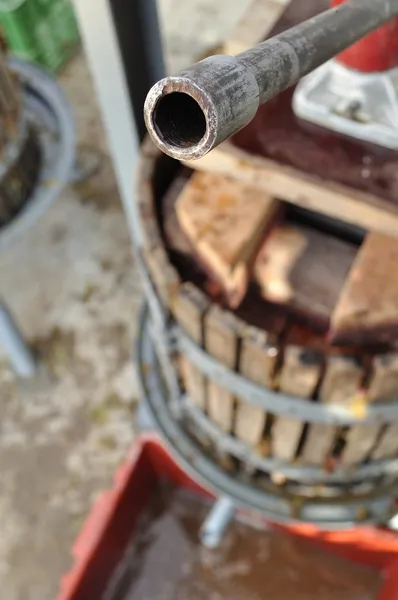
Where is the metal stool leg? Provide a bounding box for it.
[0,300,37,378]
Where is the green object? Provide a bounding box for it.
[0,0,79,72]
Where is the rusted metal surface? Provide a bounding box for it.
[144,56,259,160]
[144,0,398,160]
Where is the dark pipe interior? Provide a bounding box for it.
[153,92,207,148]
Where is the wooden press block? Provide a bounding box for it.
[204,305,242,432]
[254,224,356,326]
[176,171,279,307]
[330,233,398,345]
[234,327,279,446]
[271,346,323,462]
[172,284,210,412]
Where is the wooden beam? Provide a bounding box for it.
[184,143,398,238]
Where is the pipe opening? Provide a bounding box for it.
[153,92,207,149]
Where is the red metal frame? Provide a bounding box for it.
[331,0,398,72]
[58,434,398,600]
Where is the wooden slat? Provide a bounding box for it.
[300,356,362,467]
[204,305,242,432]
[368,353,398,402]
[341,424,380,467]
[235,327,279,446]
[224,0,288,55]
[138,196,162,253]
[162,173,193,257]
[171,282,209,341]
[143,245,180,306]
[330,233,398,345]
[279,347,323,395]
[272,346,322,462]
[371,424,398,461]
[367,353,398,461]
[254,224,356,326]
[172,283,210,411]
[176,171,279,307]
[183,143,398,239]
[138,138,163,251]
[138,143,182,307]
[318,355,368,467]
[300,424,337,466]
[179,359,207,411]
[319,355,363,407]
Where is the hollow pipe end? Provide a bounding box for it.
[144,76,218,161]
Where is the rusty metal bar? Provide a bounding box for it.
[144,0,398,160]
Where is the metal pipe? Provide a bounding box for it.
[144,0,398,160]
[200,496,235,548]
[109,0,165,141]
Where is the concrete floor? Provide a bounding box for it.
[0,1,250,598]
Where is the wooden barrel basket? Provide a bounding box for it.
[137,137,398,527]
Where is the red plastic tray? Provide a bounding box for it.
[58,434,398,600]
